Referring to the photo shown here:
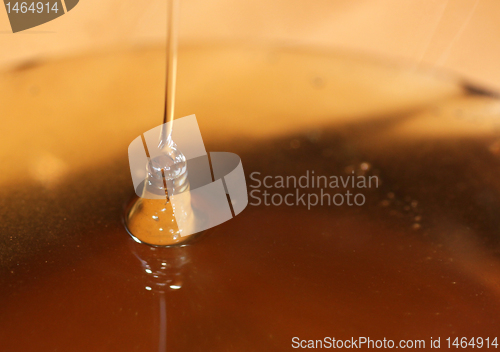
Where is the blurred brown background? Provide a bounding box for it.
[0,0,499,91]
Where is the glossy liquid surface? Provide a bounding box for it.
[0,45,499,351]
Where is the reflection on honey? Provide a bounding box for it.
[126,197,183,246]
[0,45,500,351]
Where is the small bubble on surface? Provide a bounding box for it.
[379,200,390,207]
[311,76,326,89]
[489,140,500,155]
[360,162,371,171]
[344,165,355,174]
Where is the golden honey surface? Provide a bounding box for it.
[0,45,499,351]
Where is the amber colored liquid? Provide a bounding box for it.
[0,45,499,351]
[126,197,183,246]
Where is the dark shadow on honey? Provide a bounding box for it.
[1,93,500,273]
[1,89,500,350]
[0,104,429,270]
